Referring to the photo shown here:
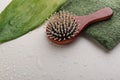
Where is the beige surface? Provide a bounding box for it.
[0,0,120,80]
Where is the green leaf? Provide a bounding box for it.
[0,0,67,42]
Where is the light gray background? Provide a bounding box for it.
[0,0,120,80]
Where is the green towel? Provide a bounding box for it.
[60,0,120,50]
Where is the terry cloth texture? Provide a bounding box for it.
[60,0,120,50]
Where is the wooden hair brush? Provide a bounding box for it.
[46,7,113,45]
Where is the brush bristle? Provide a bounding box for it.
[46,11,79,41]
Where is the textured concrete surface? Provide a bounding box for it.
[0,0,120,80]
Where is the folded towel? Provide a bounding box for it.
[60,0,120,50]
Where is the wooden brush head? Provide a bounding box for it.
[46,11,80,44]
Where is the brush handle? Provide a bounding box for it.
[86,7,113,23]
[77,7,113,29]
